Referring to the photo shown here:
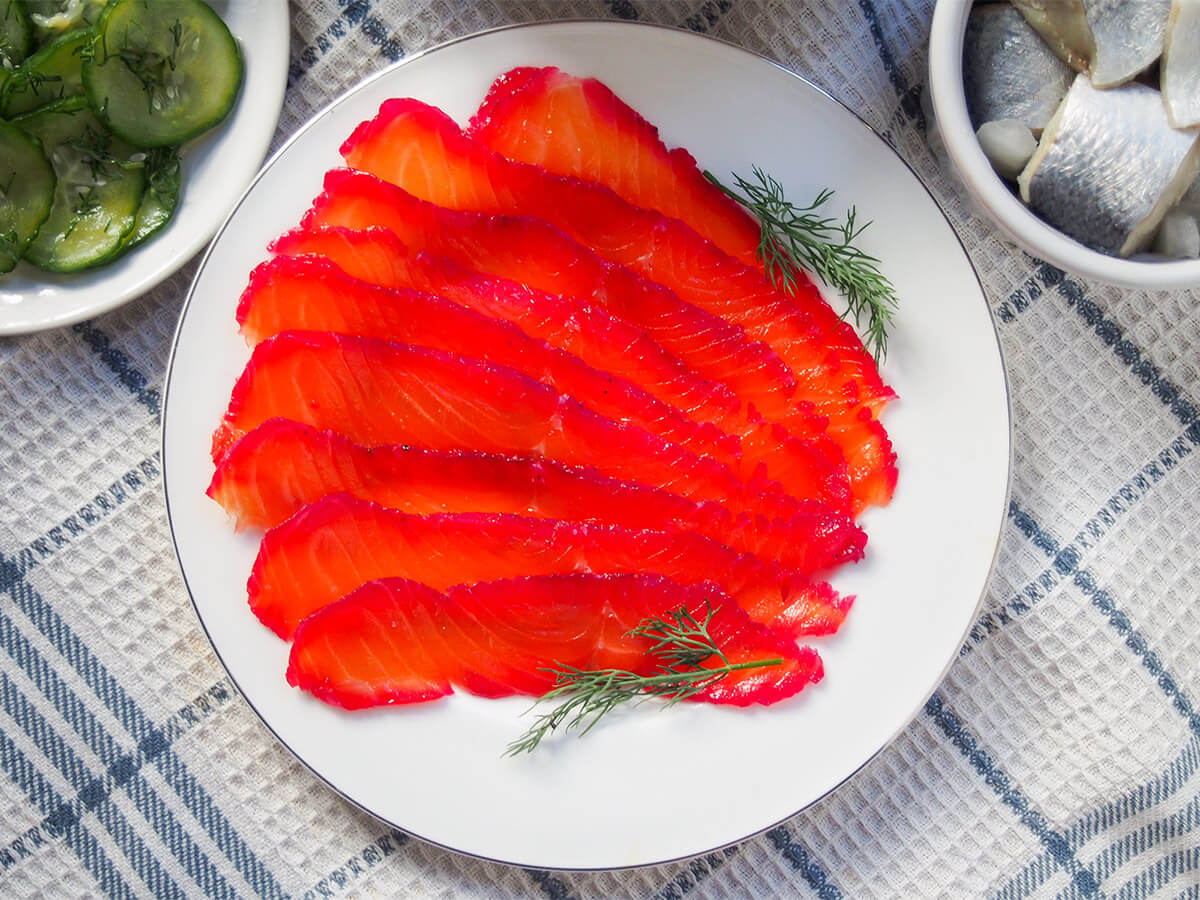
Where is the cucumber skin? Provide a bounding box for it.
[123,144,179,248]
[2,27,93,118]
[15,96,146,272]
[24,164,144,272]
[0,0,34,65]
[82,0,243,148]
[0,120,56,273]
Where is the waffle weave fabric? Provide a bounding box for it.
[1,0,1198,897]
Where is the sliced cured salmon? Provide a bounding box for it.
[344,97,894,417]
[245,251,852,513]
[469,71,897,381]
[250,493,851,640]
[470,66,763,266]
[238,254,740,469]
[302,169,796,407]
[211,331,802,522]
[271,224,741,427]
[301,173,893,510]
[207,419,865,573]
[342,97,897,508]
[286,574,823,709]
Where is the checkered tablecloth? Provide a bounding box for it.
[2,1,1198,897]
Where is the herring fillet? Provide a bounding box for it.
[1013,0,1172,86]
[1085,0,1172,87]
[965,3,1074,132]
[1012,0,1095,73]
[1019,74,1200,256]
[1163,0,1200,129]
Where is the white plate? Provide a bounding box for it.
[0,0,289,335]
[163,21,1011,870]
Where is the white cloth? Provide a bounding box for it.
[1,1,1197,897]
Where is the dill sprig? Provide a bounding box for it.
[5,69,64,100]
[704,166,898,362]
[64,126,113,180]
[505,603,782,756]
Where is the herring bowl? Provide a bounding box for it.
[927,0,1200,290]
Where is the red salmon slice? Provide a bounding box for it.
[271,224,741,427]
[343,98,897,509]
[298,178,888,512]
[250,493,851,640]
[470,66,762,266]
[207,419,866,574]
[302,169,796,407]
[245,252,851,514]
[344,98,894,417]
[238,254,741,472]
[286,573,823,709]
[211,331,801,523]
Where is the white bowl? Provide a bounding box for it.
[928,1,1200,289]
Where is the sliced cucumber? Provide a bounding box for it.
[2,27,92,118]
[15,94,144,271]
[82,0,241,148]
[0,0,34,66]
[0,119,56,273]
[122,143,177,247]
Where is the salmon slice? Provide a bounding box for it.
[286,573,823,709]
[470,66,763,266]
[300,176,891,511]
[244,252,852,514]
[250,493,851,640]
[207,419,865,573]
[302,169,796,408]
[344,97,894,416]
[211,331,801,523]
[272,224,741,427]
[343,98,897,508]
[238,254,741,473]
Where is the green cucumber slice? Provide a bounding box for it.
[0,0,34,67]
[15,94,144,271]
[82,0,241,147]
[0,118,55,273]
[122,143,177,247]
[2,27,92,118]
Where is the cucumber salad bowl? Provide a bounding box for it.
[0,0,244,277]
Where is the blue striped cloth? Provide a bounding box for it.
[2,0,1198,896]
